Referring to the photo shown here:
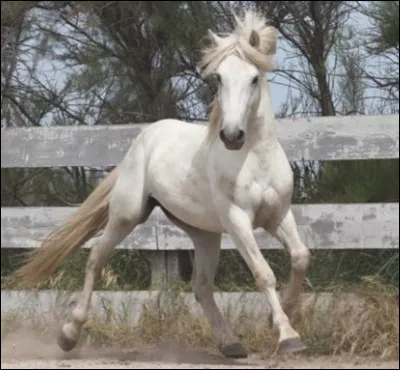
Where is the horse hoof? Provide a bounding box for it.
[220,342,248,358]
[279,337,307,353]
[57,330,77,352]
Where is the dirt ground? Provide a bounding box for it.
[2,358,399,370]
[1,331,398,369]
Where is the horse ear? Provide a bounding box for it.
[207,29,223,48]
[249,30,260,49]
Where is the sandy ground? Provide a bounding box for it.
[1,331,399,369]
[2,357,400,369]
[2,358,400,369]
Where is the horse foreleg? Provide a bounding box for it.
[268,208,310,320]
[218,203,306,354]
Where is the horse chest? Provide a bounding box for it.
[215,160,292,228]
[254,171,293,228]
[218,167,276,202]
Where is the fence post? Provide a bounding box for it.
[148,251,181,290]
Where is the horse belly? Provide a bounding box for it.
[143,124,225,233]
[150,173,224,233]
[155,192,224,233]
[151,164,223,232]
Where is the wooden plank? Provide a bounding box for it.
[1,203,398,250]
[1,115,398,168]
[156,203,399,250]
[1,123,149,168]
[278,114,399,162]
[0,206,158,250]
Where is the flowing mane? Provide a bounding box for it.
[198,10,277,143]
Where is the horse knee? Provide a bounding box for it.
[291,245,310,272]
[255,268,276,292]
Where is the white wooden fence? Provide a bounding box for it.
[1,115,399,289]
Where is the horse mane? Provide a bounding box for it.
[198,10,277,144]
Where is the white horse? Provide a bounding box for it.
[16,10,310,358]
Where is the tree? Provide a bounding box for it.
[361,1,399,112]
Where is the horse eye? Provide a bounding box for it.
[215,74,222,83]
[251,76,259,85]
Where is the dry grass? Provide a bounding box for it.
[291,277,399,359]
[1,278,398,360]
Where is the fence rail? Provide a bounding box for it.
[2,115,399,168]
[1,115,399,288]
[2,204,398,251]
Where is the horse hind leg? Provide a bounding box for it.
[191,231,247,358]
[57,219,134,351]
[58,172,153,352]
[161,209,247,359]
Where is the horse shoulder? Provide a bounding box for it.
[272,143,294,192]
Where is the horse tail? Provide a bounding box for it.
[15,167,120,288]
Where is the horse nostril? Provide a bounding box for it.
[237,130,244,141]
[219,130,226,142]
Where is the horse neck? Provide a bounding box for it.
[246,79,278,151]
